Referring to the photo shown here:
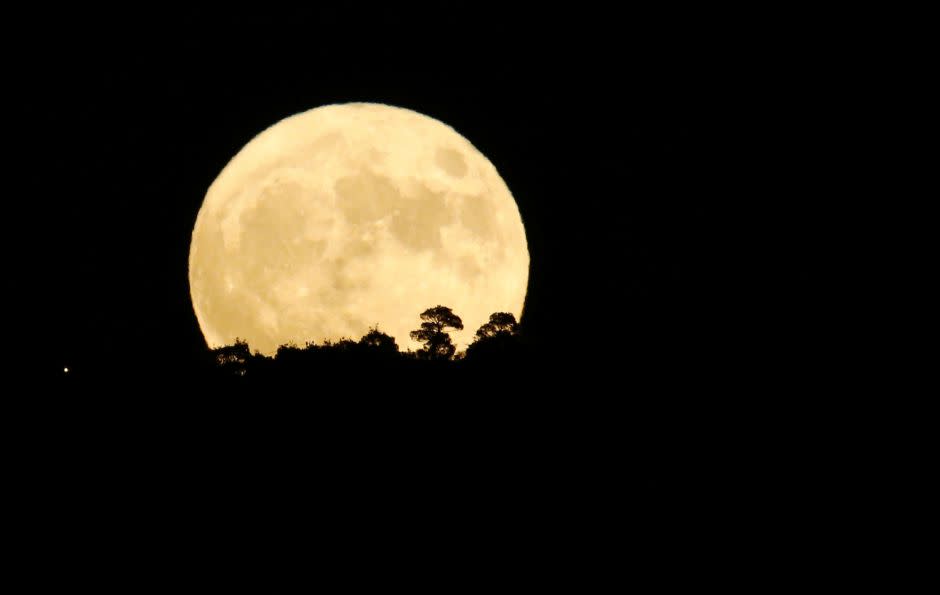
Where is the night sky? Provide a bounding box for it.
[16,10,753,383]
[5,7,832,577]
[8,7,827,416]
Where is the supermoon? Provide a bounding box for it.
[189,103,529,355]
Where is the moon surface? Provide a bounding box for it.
[189,103,529,355]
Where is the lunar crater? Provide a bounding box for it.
[435,147,468,178]
[335,171,401,225]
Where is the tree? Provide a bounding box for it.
[410,306,463,360]
[213,338,251,376]
[359,326,399,354]
[473,312,519,340]
[465,312,524,364]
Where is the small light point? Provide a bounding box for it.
[63,367,69,373]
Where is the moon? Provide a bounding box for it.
[189,103,529,356]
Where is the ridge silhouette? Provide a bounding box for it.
[207,307,527,381]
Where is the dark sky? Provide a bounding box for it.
[13,9,790,381]
[6,10,839,571]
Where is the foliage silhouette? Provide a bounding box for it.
[359,326,399,354]
[204,307,534,383]
[465,313,525,365]
[473,312,519,340]
[212,338,252,376]
[409,305,463,360]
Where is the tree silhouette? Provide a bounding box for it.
[212,338,251,376]
[410,306,463,360]
[359,326,399,354]
[465,312,525,364]
[473,312,519,340]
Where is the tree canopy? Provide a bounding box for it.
[473,312,519,340]
[359,326,399,353]
[409,306,464,360]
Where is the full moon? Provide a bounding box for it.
[189,103,529,355]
